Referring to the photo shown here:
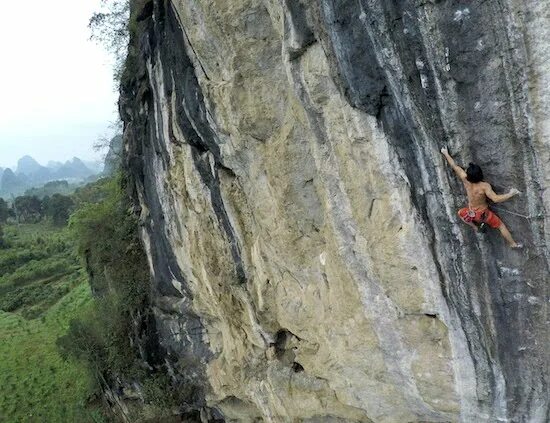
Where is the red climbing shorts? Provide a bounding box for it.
[458,207,502,229]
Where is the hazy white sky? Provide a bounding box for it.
[0,0,119,169]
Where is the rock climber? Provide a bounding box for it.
[440,147,522,248]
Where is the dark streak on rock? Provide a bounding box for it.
[284,0,317,61]
[156,2,247,285]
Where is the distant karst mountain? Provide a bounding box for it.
[16,156,44,176]
[54,157,96,180]
[1,169,28,197]
[46,160,63,171]
[83,160,104,174]
[0,155,103,198]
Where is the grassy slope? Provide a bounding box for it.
[0,223,103,422]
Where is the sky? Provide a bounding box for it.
[0,0,119,169]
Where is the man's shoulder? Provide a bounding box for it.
[467,181,490,190]
[479,181,493,191]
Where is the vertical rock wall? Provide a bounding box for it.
[120,0,549,421]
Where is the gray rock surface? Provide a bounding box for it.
[120,0,549,421]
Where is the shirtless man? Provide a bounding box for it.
[441,147,522,248]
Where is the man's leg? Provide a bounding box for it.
[498,223,519,247]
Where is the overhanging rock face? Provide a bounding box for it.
[121,1,550,421]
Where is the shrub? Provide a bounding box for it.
[60,176,167,401]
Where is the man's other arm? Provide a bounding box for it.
[485,185,520,203]
[441,147,467,180]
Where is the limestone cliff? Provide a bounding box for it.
[120,0,549,421]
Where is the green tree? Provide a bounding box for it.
[46,194,75,226]
[72,177,116,207]
[89,0,130,82]
[14,195,43,223]
[0,198,9,223]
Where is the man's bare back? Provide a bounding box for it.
[440,147,522,248]
[464,181,491,210]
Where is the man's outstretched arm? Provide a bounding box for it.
[441,147,467,180]
[485,185,520,203]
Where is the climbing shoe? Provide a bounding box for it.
[478,222,488,233]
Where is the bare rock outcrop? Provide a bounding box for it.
[120,1,549,421]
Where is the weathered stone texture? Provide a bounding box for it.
[121,1,549,421]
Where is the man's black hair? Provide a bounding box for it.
[466,163,484,183]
